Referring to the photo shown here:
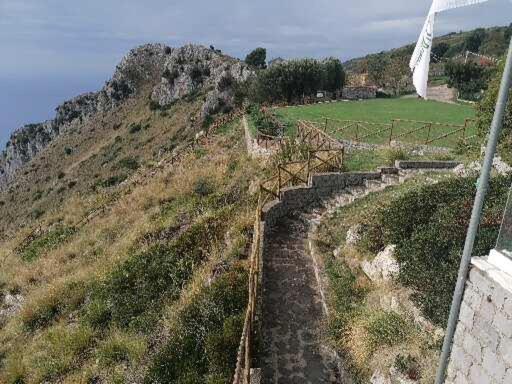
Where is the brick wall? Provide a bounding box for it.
[446,257,512,383]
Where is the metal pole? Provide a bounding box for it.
[435,37,512,384]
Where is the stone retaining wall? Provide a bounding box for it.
[446,256,512,383]
[342,86,377,100]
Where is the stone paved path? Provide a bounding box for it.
[261,214,341,384]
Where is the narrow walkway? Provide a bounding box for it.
[261,214,340,383]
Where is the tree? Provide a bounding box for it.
[464,28,486,52]
[505,23,512,42]
[251,58,345,104]
[245,48,267,69]
[431,42,450,62]
[445,60,491,100]
[321,58,346,93]
[367,54,391,88]
[477,59,512,162]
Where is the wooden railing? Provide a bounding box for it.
[308,117,478,147]
[232,125,344,384]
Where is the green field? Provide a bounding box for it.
[275,98,477,148]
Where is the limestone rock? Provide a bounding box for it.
[371,371,391,384]
[346,224,363,247]
[150,45,253,120]
[493,156,512,175]
[362,245,399,282]
[0,293,24,321]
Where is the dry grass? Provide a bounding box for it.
[0,92,262,382]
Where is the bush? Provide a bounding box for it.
[85,211,229,329]
[99,174,127,188]
[149,100,161,111]
[118,157,139,171]
[19,226,76,262]
[163,68,179,83]
[145,263,248,383]
[383,148,409,166]
[217,74,234,92]
[128,123,142,134]
[248,105,283,137]
[366,311,410,349]
[64,147,73,156]
[477,59,512,163]
[445,60,493,101]
[359,176,511,326]
[394,354,421,380]
[194,178,214,197]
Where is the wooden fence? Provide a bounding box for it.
[232,124,344,384]
[308,117,478,147]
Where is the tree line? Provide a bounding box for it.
[240,48,346,104]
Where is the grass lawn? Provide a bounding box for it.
[275,98,477,148]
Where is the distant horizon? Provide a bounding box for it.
[1,0,511,148]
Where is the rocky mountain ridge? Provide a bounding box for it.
[0,43,252,189]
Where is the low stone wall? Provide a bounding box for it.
[342,86,377,100]
[395,160,461,170]
[261,172,381,232]
[446,256,512,383]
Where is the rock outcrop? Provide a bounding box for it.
[151,45,252,118]
[0,44,252,189]
[362,245,399,282]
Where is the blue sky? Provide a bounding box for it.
[1,0,511,147]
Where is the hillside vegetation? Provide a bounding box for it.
[0,44,265,384]
[316,175,512,382]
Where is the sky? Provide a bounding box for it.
[1,0,511,147]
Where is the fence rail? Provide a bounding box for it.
[232,121,345,384]
[305,117,478,147]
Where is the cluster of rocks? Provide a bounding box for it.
[151,44,252,119]
[0,293,24,326]
[0,43,253,189]
[452,155,512,178]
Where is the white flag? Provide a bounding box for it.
[410,0,490,98]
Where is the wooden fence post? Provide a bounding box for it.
[462,119,468,142]
[425,123,432,144]
[389,120,395,145]
[277,166,282,198]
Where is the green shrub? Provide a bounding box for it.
[20,226,76,262]
[163,68,180,83]
[128,123,142,134]
[99,174,127,188]
[23,281,88,332]
[145,263,248,383]
[85,211,229,329]
[366,311,410,349]
[251,58,345,104]
[193,178,214,197]
[383,148,409,166]
[359,176,511,326]
[64,147,73,156]
[394,354,421,380]
[248,105,282,137]
[118,157,139,171]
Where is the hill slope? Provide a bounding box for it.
[344,25,512,75]
[0,44,261,384]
